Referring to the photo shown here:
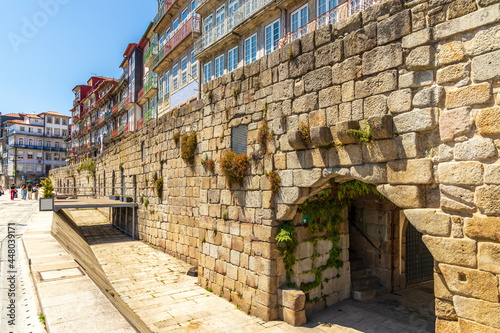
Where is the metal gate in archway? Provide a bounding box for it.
[406,223,434,285]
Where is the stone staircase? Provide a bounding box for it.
[350,250,386,301]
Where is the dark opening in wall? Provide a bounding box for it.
[231,125,248,154]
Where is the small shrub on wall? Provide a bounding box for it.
[180,131,197,164]
[220,149,249,188]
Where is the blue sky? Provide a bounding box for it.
[0,0,157,116]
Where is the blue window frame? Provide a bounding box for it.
[265,19,280,55]
[191,51,198,78]
[244,34,257,65]
[215,54,224,78]
[203,62,212,83]
[227,46,238,72]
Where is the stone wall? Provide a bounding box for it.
[51,0,500,330]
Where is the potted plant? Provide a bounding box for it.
[109,195,120,200]
[121,196,133,202]
[39,178,54,211]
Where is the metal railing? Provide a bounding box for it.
[103,132,112,142]
[6,144,67,152]
[144,42,158,67]
[137,117,144,130]
[277,0,379,49]
[118,72,128,87]
[143,72,158,95]
[153,15,201,69]
[154,0,178,28]
[54,186,138,203]
[194,0,273,56]
[137,87,145,102]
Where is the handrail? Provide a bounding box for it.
[351,220,382,257]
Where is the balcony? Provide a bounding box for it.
[95,115,105,127]
[137,87,145,103]
[6,144,67,152]
[112,104,119,114]
[124,95,133,110]
[118,99,125,111]
[153,14,201,73]
[71,116,79,122]
[277,0,379,49]
[137,118,144,130]
[118,72,128,88]
[143,72,158,99]
[123,123,130,135]
[194,0,273,58]
[111,128,118,138]
[7,129,44,137]
[104,112,112,120]
[104,133,112,142]
[117,124,124,136]
[144,104,157,123]
[144,42,158,68]
[153,0,187,33]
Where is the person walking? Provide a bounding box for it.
[0,185,4,197]
[27,183,33,200]
[21,184,27,200]
[10,184,16,200]
[33,184,39,200]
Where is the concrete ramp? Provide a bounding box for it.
[51,209,151,333]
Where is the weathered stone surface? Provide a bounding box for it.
[318,86,342,108]
[465,216,500,242]
[478,242,500,274]
[336,145,363,166]
[453,295,500,329]
[472,50,500,82]
[440,264,499,302]
[459,318,500,333]
[278,288,306,311]
[393,108,437,133]
[436,319,460,333]
[310,126,333,147]
[476,107,500,136]
[454,137,497,161]
[362,44,403,75]
[406,46,435,70]
[413,86,445,107]
[362,0,403,24]
[449,0,477,19]
[440,185,476,213]
[438,162,484,185]
[376,185,425,208]
[363,94,388,118]
[304,67,332,93]
[277,187,306,205]
[367,115,393,139]
[446,83,492,109]
[485,164,500,184]
[315,40,343,67]
[336,120,360,144]
[395,133,421,159]
[387,159,433,184]
[362,139,398,163]
[436,41,466,66]
[344,23,377,58]
[355,70,398,98]
[436,62,469,84]
[435,298,458,320]
[404,209,451,236]
[341,81,355,102]
[350,164,387,184]
[332,56,362,84]
[433,4,500,40]
[288,130,307,150]
[435,273,453,301]
[377,10,411,45]
[387,89,412,113]
[276,204,297,221]
[422,236,477,267]
[464,24,500,57]
[314,25,331,47]
[282,308,306,326]
[439,107,473,142]
[294,169,323,188]
[476,185,500,215]
[399,70,433,88]
[402,28,433,49]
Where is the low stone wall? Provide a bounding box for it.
[52,0,500,329]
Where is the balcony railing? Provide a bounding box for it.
[117,124,124,136]
[118,72,128,87]
[104,133,112,142]
[194,0,272,56]
[6,144,67,152]
[112,104,119,114]
[277,0,379,49]
[137,117,144,130]
[153,0,178,28]
[144,104,157,123]
[123,123,130,135]
[105,112,112,120]
[144,42,158,68]
[153,15,201,69]
[143,72,158,97]
[111,128,118,138]
[124,95,131,107]
[118,99,125,111]
[137,87,145,102]
[7,129,44,137]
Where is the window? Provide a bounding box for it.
[54,153,60,161]
[204,15,213,43]
[173,64,179,90]
[181,8,188,24]
[173,18,179,32]
[228,0,238,15]
[38,140,42,147]
[37,128,42,134]
[46,141,52,148]
[55,128,60,136]
[165,28,171,43]
[27,151,34,159]
[216,4,225,38]
[317,0,338,25]
[46,128,51,136]
[36,152,43,159]
[55,142,60,148]
[28,139,34,146]
[159,75,164,100]
[17,150,24,159]
[46,153,51,161]
[232,125,248,154]
[165,71,170,97]
[55,117,60,125]
[47,117,52,123]
[181,57,188,85]
[265,19,280,55]
[228,46,238,72]
[62,130,67,137]
[215,54,224,78]
[27,164,33,172]
[62,118,67,125]
[36,164,43,172]
[29,127,33,133]
[18,138,24,145]
[191,51,198,78]
[16,164,24,172]
[20,126,25,132]
[203,62,212,83]
[191,0,196,12]
[244,34,257,65]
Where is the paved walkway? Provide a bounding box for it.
[74,209,434,333]
[23,208,135,333]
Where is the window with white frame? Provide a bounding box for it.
[27,164,33,172]
[55,141,60,148]
[62,118,67,125]
[47,117,52,123]
[205,15,213,43]
[16,163,24,172]
[55,117,60,125]
[317,0,338,25]
[54,153,60,161]
[27,152,33,159]
[46,153,51,161]
[28,139,33,146]
[36,152,42,159]
[228,0,239,15]
[37,140,42,146]
[20,126,25,132]
[181,57,188,85]
[191,51,198,78]
[228,46,238,72]
[18,138,24,145]
[46,141,51,148]
[215,54,224,78]
[37,128,42,134]
[181,8,188,24]
[159,75,164,100]
[265,19,280,55]
[173,18,179,32]
[245,34,257,65]
[29,127,33,133]
[216,4,225,38]
[55,128,60,136]
[173,64,179,90]
[17,150,23,159]
[191,0,196,12]
[165,71,170,97]
[37,164,43,172]
[203,62,212,83]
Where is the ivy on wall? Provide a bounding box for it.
[276,179,381,299]
[77,158,96,180]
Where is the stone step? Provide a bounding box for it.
[352,286,387,301]
[352,276,379,290]
[351,266,371,280]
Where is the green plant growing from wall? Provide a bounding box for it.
[222,211,228,221]
[180,131,197,164]
[266,170,281,208]
[144,199,149,208]
[277,180,381,294]
[287,46,294,61]
[346,124,373,145]
[119,163,124,173]
[299,122,311,146]
[257,119,272,153]
[232,88,240,99]
[173,132,180,145]
[220,149,249,188]
[201,154,215,172]
[77,158,96,180]
[140,196,144,204]
[41,178,54,198]
[156,177,163,199]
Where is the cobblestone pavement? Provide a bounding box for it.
[78,210,434,333]
[0,195,45,333]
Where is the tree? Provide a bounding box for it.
[41,178,54,198]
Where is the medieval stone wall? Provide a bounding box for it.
[51,0,500,330]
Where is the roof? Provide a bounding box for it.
[6,119,45,127]
[19,113,42,119]
[38,111,70,118]
[3,113,22,118]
